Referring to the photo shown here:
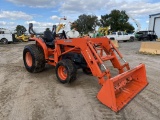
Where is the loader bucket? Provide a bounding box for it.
[97,64,148,112]
[139,42,160,54]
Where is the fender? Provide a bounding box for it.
[30,37,48,59]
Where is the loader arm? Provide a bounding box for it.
[55,37,148,112]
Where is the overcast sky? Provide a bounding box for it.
[0,0,160,32]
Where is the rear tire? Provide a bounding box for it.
[55,59,77,84]
[130,37,134,42]
[23,44,45,73]
[1,38,8,44]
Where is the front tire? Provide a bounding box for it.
[23,44,45,73]
[55,59,77,84]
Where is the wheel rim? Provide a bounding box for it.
[2,39,7,44]
[26,52,32,67]
[58,66,67,80]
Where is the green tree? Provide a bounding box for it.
[99,10,134,32]
[99,14,110,27]
[15,25,27,35]
[73,14,99,34]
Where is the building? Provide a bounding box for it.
[149,13,160,38]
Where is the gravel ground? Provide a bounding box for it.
[0,40,160,120]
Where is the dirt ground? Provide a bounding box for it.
[0,41,160,120]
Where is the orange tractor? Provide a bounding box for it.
[23,23,148,112]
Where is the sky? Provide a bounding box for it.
[0,0,160,32]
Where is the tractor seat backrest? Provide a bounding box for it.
[43,30,54,42]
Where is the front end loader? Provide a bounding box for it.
[15,34,29,42]
[23,23,148,112]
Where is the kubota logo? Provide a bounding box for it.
[64,39,72,42]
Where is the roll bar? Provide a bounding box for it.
[29,23,37,35]
[28,23,57,35]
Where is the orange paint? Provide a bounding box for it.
[29,36,148,112]
[26,52,32,67]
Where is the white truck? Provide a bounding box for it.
[0,28,13,44]
[107,31,135,42]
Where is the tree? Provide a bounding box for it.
[99,14,110,27]
[99,10,134,32]
[15,25,27,35]
[73,14,99,34]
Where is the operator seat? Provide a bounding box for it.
[43,28,56,48]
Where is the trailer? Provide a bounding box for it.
[149,13,160,39]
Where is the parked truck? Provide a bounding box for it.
[135,30,157,41]
[107,31,135,42]
[0,28,13,44]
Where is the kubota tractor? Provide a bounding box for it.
[23,23,148,112]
